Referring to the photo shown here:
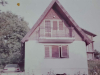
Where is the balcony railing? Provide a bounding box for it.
[38,27,75,38]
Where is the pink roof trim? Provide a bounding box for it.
[55,0,92,45]
[82,28,96,37]
[21,0,93,45]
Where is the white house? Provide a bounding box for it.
[21,0,96,75]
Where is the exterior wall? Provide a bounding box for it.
[28,26,39,40]
[28,8,83,41]
[25,41,88,75]
[73,29,82,41]
[45,9,62,19]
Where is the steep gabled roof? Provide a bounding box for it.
[21,0,94,45]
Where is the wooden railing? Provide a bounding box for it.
[38,27,75,38]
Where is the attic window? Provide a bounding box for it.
[52,20,63,30]
[45,21,51,32]
[53,21,57,30]
[59,21,63,30]
[45,21,51,37]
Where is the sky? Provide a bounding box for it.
[0,0,100,51]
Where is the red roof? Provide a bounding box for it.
[21,0,96,45]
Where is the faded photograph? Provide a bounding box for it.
[0,0,100,75]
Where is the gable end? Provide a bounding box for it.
[21,0,93,45]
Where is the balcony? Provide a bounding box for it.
[86,43,94,53]
[38,27,75,43]
[87,50,94,53]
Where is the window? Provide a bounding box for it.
[45,20,64,37]
[61,45,68,57]
[53,21,57,30]
[45,33,51,37]
[44,45,69,58]
[59,21,63,30]
[45,21,51,32]
[45,46,50,57]
[52,21,63,30]
[52,45,59,58]
[45,21,51,37]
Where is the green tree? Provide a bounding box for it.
[94,49,100,59]
[0,0,8,6]
[0,11,30,68]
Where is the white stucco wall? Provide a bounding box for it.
[25,41,88,75]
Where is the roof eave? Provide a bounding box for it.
[82,28,97,37]
[21,0,93,45]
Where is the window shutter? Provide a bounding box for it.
[45,46,50,57]
[61,45,68,58]
[52,45,59,58]
[45,21,51,32]
[59,21,63,30]
[53,21,57,30]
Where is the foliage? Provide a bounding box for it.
[88,60,100,75]
[94,49,100,59]
[0,11,30,68]
[0,0,8,6]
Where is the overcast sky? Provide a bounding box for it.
[0,0,100,51]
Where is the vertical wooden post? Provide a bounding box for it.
[92,42,94,52]
[92,42,94,59]
[69,27,73,37]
